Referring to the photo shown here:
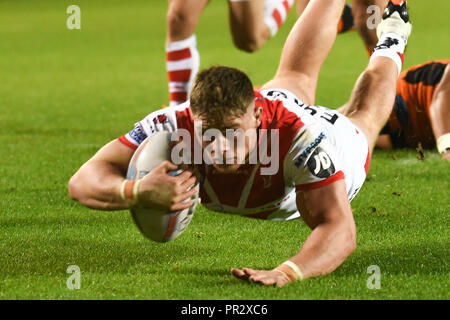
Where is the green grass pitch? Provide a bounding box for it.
[0,0,449,299]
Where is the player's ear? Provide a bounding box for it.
[254,106,263,126]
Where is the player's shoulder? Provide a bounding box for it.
[257,88,341,130]
[257,88,309,126]
[257,88,338,157]
[124,102,193,145]
[400,59,450,86]
[140,101,193,129]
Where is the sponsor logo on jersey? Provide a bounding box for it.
[153,114,168,125]
[294,132,326,167]
[129,123,146,144]
[306,147,335,178]
[266,90,288,100]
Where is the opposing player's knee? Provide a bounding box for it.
[375,134,393,149]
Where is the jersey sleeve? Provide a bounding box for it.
[117,107,179,150]
[284,124,344,191]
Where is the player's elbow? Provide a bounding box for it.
[347,233,357,255]
[334,218,357,256]
[68,172,84,203]
[344,223,357,255]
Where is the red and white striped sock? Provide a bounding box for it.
[166,35,200,106]
[264,0,295,37]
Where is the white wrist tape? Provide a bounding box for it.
[437,133,450,154]
[120,179,141,205]
[133,179,142,204]
[120,179,128,201]
[282,261,304,280]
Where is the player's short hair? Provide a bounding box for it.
[190,66,255,128]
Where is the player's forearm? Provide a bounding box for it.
[429,66,450,159]
[289,220,356,279]
[430,103,450,160]
[68,161,130,210]
[430,101,450,139]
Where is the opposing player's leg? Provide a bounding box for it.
[429,64,450,159]
[352,0,388,54]
[342,1,411,151]
[228,0,295,53]
[262,0,346,105]
[338,3,355,34]
[166,0,208,106]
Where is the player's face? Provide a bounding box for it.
[197,102,262,174]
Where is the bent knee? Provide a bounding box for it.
[231,32,267,53]
[230,21,270,52]
[167,9,198,41]
[233,39,262,53]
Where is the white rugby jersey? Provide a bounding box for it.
[118,89,370,220]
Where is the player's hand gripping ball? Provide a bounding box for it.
[126,131,199,242]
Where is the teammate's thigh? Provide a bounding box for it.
[262,0,346,105]
[262,75,315,106]
[167,0,209,42]
[228,0,269,52]
[296,0,310,17]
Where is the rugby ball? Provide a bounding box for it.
[126,131,199,242]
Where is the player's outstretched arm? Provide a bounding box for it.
[68,140,135,210]
[287,181,356,279]
[231,180,355,286]
[429,64,450,160]
[262,0,346,105]
[68,140,197,211]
